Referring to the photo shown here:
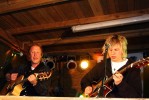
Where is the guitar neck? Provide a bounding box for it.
[15,78,27,86]
[10,77,27,90]
[92,63,133,95]
[12,70,53,88]
[104,65,129,85]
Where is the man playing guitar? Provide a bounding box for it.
[4,44,51,96]
[81,34,143,98]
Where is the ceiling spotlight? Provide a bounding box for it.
[67,60,77,69]
[46,60,55,70]
[43,57,55,70]
[67,55,77,69]
[80,60,89,70]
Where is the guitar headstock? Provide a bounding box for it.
[36,70,53,80]
[132,57,149,68]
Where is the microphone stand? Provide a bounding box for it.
[98,44,109,97]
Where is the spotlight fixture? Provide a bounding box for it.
[43,57,55,70]
[80,60,89,70]
[67,60,77,69]
[46,60,55,70]
[67,55,77,69]
[80,55,90,70]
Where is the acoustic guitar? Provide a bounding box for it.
[87,57,149,97]
[0,70,53,96]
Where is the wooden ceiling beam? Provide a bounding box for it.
[45,43,149,55]
[45,47,101,55]
[7,8,149,35]
[43,38,149,54]
[0,28,20,51]
[25,29,149,46]
[0,0,68,14]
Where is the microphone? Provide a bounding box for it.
[12,52,23,56]
[105,43,111,48]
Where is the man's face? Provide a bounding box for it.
[108,44,123,62]
[29,45,42,65]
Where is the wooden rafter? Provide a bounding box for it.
[25,28,149,46]
[0,0,68,14]
[7,8,149,35]
[0,28,19,51]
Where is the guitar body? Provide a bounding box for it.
[6,83,24,96]
[0,75,24,96]
[89,81,112,97]
[103,84,112,97]
[0,70,53,96]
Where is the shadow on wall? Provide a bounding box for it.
[60,62,78,97]
[47,61,78,97]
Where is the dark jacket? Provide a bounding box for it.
[18,61,51,96]
[81,58,142,98]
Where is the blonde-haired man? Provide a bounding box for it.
[81,34,142,98]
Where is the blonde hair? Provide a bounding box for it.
[102,34,128,58]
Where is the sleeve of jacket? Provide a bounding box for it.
[118,67,142,97]
[33,63,51,96]
[110,67,142,98]
[80,62,105,92]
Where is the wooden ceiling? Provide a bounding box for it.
[0,0,149,56]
